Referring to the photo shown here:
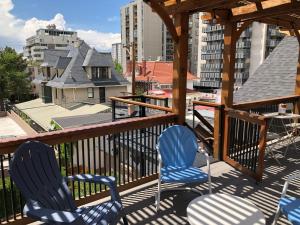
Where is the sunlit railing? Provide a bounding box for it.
[0,113,177,224]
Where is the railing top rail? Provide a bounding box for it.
[112,95,169,101]
[112,95,143,99]
[193,100,224,108]
[225,108,266,125]
[110,96,172,112]
[143,95,169,100]
[233,95,300,110]
[0,113,177,154]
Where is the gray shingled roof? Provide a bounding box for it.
[234,36,299,103]
[54,56,72,69]
[53,113,112,129]
[40,49,69,67]
[82,49,113,67]
[46,41,128,88]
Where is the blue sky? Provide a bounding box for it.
[11,0,129,33]
[0,0,131,51]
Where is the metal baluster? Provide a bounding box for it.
[81,140,86,197]
[8,154,16,220]
[103,135,107,190]
[87,139,91,195]
[93,138,97,193]
[0,155,8,222]
[76,141,80,199]
[122,132,126,185]
[70,142,75,198]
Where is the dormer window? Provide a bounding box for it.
[92,67,109,80]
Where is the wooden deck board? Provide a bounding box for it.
[118,145,300,225]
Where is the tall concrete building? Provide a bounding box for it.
[195,18,284,91]
[121,0,163,72]
[121,0,200,76]
[23,24,78,62]
[189,13,200,75]
[112,43,122,65]
[162,13,200,76]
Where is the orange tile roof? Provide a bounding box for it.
[134,61,197,85]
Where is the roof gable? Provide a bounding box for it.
[234,36,299,103]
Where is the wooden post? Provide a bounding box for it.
[172,13,189,124]
[221,21,237,107]
[132,43,136,95]
[213,21,249,160]
[294,29,300,114]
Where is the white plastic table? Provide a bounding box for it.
[187,193,265,225]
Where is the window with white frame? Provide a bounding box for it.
[87,88,94,98]
[91,67,109,80]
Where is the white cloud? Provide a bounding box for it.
[77,30,120,51]
[107,16,118,22]
[0,0,120,52]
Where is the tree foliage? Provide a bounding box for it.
[114,61,123,74]
[0,47,31,103]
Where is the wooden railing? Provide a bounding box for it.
[110,95,171,121]
[0,113,177,224]
[192,101,224,159]
[233,95,300,113]
[223,109,267,182]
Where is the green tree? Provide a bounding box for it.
[114,61,123,74]
[0,47,31,104]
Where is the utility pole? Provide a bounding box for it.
[123,42,136,95]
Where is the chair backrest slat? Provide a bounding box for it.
[9,141,76,211]
[157,125,198,168]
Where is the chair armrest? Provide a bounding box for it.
[67,174,120,202]
[282,172,300,197]
[24,201,84,225]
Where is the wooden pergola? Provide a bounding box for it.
[144,0,300,124]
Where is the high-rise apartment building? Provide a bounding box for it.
[23,24,78,62]
[121,0,200,76]
[162,13,200,76]
[121,0,163,71]
[195,19,284,91]
[112,43,122,65]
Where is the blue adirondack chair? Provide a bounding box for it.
[273,172,300,225]
[9,141,128,225]
[155,125,212,211]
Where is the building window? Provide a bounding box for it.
[88,88,94,98]
[92,67,109,80]
[55,88,58,99]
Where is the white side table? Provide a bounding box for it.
[187,194,265,225]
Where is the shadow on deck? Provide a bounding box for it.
[119,143,300,225]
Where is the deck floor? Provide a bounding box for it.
[29,143,300,225]
[118,145,300,225]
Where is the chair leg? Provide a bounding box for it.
[156,177,161,212]
[122,216,128,225]
[272,205,281,225]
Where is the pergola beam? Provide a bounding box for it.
[231,2,300,22]
[164,0,240,15]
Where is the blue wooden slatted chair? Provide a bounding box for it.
[273,172,300,225]
[9,141,128,225]
[155,125,212,211]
